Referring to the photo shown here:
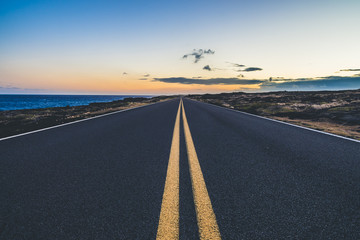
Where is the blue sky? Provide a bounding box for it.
[1,0,360,94]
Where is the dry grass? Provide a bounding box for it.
[272,117,360,140]
[189,89,360,141]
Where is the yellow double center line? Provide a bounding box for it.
[156,100,181,239]
[157,99,221,240]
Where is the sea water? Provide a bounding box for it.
[0,95,152,111]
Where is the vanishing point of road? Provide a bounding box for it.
[1,98,359,239]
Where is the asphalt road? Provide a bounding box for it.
[1,98,359,239]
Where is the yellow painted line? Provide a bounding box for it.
[181,100,222,240]
[156,100,182,240]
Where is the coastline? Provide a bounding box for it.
[0,95,176,139]
[0,94,153,111]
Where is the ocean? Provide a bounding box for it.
[0,95,152,111]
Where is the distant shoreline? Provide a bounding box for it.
[0,95,175,139]
[0,94,154,111]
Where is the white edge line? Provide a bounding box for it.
[0,98,178,142]
[186,98,360,144]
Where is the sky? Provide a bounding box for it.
[1,0,360,95]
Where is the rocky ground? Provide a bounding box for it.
[0,96,175,138]
[188,89,360,140]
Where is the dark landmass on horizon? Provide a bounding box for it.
[189,89,360,140]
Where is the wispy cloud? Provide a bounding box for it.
[143,74,150,77]
[153,77,264,85]
[227,62,245,68]
[123,72,128,75]
[340,69,360,72]
[0,86,22,90]
[202,64,226,71]
[183,49,215,63]
[0,85,49,93]
[203,65,212,71]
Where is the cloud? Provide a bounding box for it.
[123,72,128,75]
[227,62,245,68]
[152,74,360,91]
[340,69,360,72]
[203,65,212,71]
[138,74,150,80]
[213,67,227,71]
[0,86,21,90]
[0,85,49,94]
[240,67,263,72]
[182,49,215,63]
[268,77,285,82]
[153,77,264,85]
[261,75,360,91]
[227,62,263,72]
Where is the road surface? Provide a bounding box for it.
[0,98,359,239]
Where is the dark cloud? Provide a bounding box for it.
[240,67,263,72]
[268,77,285,82]
[204,49,215,54]
[138,78,148,80]
[152,74,360,91]
[143,74,150,77]
[123,72,128,75]
[340,69,360,72]
[203,65,212,71]
[153,77,264,85]
[261,75,360,91]
[182,49,215,63]
[192,76,203,79]
[227,62,262,72]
